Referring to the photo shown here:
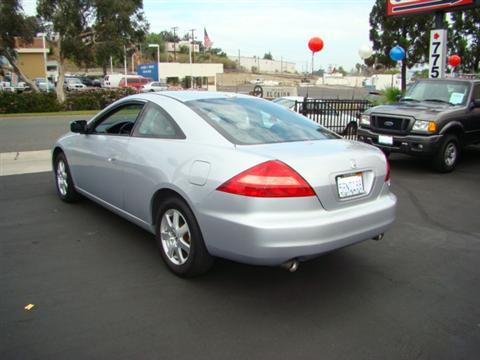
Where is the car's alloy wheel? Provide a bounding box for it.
[156,197,213,277]
[54,152,80,202]
[432,134,460,173]
[56,159,68,196]
[160,209,191,266]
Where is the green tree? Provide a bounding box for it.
[143,33,165,62]
[93,0,148,75]
[450,9,480,73]
[263,52,273,60]
[37,0,93,102]
[0,0,42,91]
[369,0,434,91]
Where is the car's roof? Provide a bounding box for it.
[152,91,253,102]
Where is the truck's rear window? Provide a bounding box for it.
[187,97,338,145]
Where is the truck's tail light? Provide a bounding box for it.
[217,160,315,198]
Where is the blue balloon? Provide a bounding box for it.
[390,46,406,62]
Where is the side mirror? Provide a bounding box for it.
[396,95,402,101]
[473,100,480,108]
[70,120,87,134]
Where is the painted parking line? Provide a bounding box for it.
[0,150,52,176]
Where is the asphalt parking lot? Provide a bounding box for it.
[1,116,480,359]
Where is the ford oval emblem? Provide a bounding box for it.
[384,121,394,127]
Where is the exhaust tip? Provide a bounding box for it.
[281,259,299,273]
[372,233,384,241]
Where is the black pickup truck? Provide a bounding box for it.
[358,79,480,172]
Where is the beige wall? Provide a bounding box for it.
[17,53,45,80]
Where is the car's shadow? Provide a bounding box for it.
[56,183,375,313]
[388,145,480,175]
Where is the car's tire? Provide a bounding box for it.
[155,196,213,277]
[54,152,80,202]
[432,134,460,173]
[343,122,357,138]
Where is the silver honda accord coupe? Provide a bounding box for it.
[52,91,397,277]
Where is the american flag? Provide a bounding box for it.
[204,28,213,50]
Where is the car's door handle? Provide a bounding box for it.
[107,157,116,162]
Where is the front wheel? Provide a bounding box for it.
[155,197,213,277]
[54,152,80,202]
[432,134,460,173]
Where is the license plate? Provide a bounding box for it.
[337,173,365,199]
[378,135,393,145]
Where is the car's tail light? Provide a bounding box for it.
[217,160,315,198]
[384,155,390,182]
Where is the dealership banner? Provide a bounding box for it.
[387,0,475,16]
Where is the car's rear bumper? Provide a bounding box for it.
[197,187,397,266]
[357,128,443,155]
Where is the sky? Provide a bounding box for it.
[21,0,377,71]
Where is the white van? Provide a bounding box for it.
[103,74,142,88]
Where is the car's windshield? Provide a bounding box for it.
[404,80,470,105]
[187,97,339,145]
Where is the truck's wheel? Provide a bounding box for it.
[432,134,460,173]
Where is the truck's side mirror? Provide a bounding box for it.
[70,120,87,134]
[473,100,480,108]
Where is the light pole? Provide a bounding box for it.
[148,44,160,81]
[37,32,48,91]
[188,29,196,89]
[171,26,178,62]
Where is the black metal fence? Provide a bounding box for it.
[294,99,372,140]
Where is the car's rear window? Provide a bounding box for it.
[187,97,338,145]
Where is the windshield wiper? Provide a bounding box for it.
[423,99,453,106]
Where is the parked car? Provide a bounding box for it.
[141,81,169,92]
[79,76,101,88]
[34,77,55,92]
[119,76,151,90]
[52,92,396,277]
[358,78,480,172]
[272,96,358,135]
[64,77,87,91]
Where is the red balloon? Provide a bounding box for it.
[308,37,324,53]
[448,55,461,67]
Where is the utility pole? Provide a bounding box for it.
[172,26,178,62]
[238,49,241,67]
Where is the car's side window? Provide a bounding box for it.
[133,103,186,139]
[93,104,144,135]
[473,85,480,102]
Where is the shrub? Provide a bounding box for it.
[381,87,403,104]
[0,91,62,114]
[64,88,137,111]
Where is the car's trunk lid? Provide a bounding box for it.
[238,139,387,211]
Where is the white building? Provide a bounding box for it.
[229,56,296,74]
[166,42,200,53]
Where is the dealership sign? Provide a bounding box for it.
[387,0,475,16]
[429,29,447,78]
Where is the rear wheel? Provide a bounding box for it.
[155,196,213,277]
[432,134,460,173]
[54,152,80,202]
